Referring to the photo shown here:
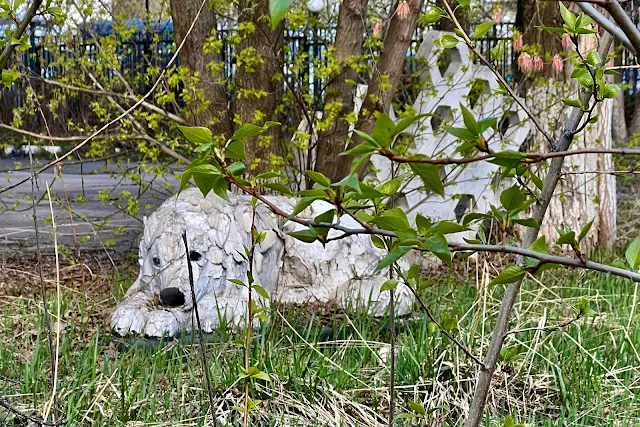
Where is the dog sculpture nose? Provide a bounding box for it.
[159,287,185,307]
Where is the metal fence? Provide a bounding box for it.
[17,21,518,100]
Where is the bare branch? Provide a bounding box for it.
[380,147,640,165]
[601,0,640,57]
[577,2,636,54]
[182,232,217,426]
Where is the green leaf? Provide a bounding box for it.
[192,174,214,197]
[490,266,527,286]
[307,170,332,188]
[529,236,547,254]
[472,21,495,39]
[442,126,476,141]
[375,246,411,272]
[419,9,445,25]
[489,150,526,168]
[435,34,459,49]
[423,233,452,266]
[601,83,620,99]
[263,182,292,195]
[395,113,430,135]
[290,197,319,218]
[416,214,432,235]
[430,221,468,235]
[335,174,361,193]
[410,162,445,197]
[225,139,246,160]
[372,113,396,148]
[578,218,594,242]
[512,217,539,229]
[557,229,577,246]
[585,50,601,67]
[370,234,386,249]
[500,185,525,212]
[253,284,270,299]
[269,0,294,28]
[314,209,335,238]
[227,162,246,176]
[490,40,505,61]
[370,208,410,231]
[211,176,229,201]
[231,122,278,141]
[340,142,378,156]
[562,98,582,108]
[177,126,213,145]
[377,176,403,195]
[409,400,426,416]
[478,116,498,133]
[559,1,576,30]
[460,104,479,135]
[462,211,492,226]
[288,229,318,243]
[228,278,247,287]
[380,280,399,292]
[626,235,640,270]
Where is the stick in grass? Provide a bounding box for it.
[182,232,217,426]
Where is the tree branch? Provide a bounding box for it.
[601,0,640,56]
[577,2,636,54]
[0,0,42,71]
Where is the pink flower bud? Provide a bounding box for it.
[532,56,544,72]
[552,54,563,72]
[561,33,573,50]
[513,35,523,52]
[492,8,503,23]
[373,20,383,36]
[518,52,532,72]
[396,1,410,20]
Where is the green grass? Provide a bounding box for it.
[2,258,640,426]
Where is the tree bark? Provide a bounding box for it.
[314,0,368,182]
[318,0,424,182]
[169,0,232,138]
[234,0,285,174]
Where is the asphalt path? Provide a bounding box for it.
[0,157,179,255]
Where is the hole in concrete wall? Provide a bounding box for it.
[430,105,453,132]
[436,47,461,77]
[498,111,520,136]
[454,194,475,223]
[467,79,490,109]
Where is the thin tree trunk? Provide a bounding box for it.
[314,0,368,182]
[235,0,285,174]
[320,0,424,182]
[169,0,232,138]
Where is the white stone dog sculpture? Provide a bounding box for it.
[110,187,414,337]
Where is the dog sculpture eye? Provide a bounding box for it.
[189,251,202,262]
[152,256,160,267]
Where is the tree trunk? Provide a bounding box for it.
[317,0,424,182]
[234,0,285,174]
[314,0,368,182]
[169,0,232,138]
